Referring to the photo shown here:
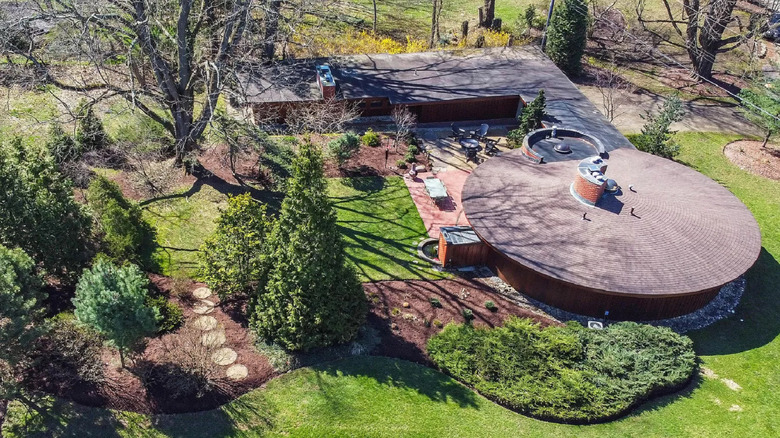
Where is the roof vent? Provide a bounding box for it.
[554,142,572,154]
[316,65,336,100]
[605,179,619,193]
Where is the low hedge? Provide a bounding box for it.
[427,317,696,423]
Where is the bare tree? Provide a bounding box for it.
[594,59,629,122]
[636,0,765,81]
[284,98,361,134]
[392,105,417,152]
[430,0,443,48]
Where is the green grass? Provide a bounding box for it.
[328,176,449,282]
[4,132,779,436]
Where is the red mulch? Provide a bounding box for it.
[322,140,429,178]
[35,275,276,414]
[364,278,561,365]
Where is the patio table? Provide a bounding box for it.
[423,178,448,205]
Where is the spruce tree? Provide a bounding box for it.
[75,100,111,153]
[545,0,588,76]
[633,96,685,159]
[0,245,46,401]
[507,90,547,145]
[251,142,367,351]
[73,259,158,367]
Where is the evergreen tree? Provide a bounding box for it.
[507,90,547,145]
[0,245,46,402]
[545,0,588,76]
[73,259,158,367]
[251,143,367,351]
[633,96,685,159]
[87,176,157,269]
[738,80,780,148]
[46,122,79,164]
[75,100,111,153]
[200,192,269,300]
[0,137,92,281]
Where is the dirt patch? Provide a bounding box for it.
[724,140,780,180]
[35,276,276,414]
[721,378,742,391]
[322,141,429,178]
[364,278,561,365]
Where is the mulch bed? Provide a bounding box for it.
[34,275,276,414]
[724,140,780,181]
[364,278,561,365]
[322,140,429,178]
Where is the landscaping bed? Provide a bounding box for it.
[323,139,429,178]
[364,278,560,364]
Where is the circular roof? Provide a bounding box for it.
[462,147,762,296]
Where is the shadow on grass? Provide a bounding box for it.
[313,355,481,409]
[691,247,780,355]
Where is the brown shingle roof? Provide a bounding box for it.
[461,147,762,296]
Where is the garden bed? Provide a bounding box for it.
[322,140,429,178]
[364,278,560,364]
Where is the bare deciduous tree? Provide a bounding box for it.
[594,60,630,122]
[430,0,443,48]
[284,98,360,134]
[392,105,417,152]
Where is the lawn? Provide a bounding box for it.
[5,132,779,436]
[328,176,449,282]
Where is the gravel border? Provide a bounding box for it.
[467,266,745,334]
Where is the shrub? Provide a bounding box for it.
[461,308,474,322]
[484,301,497,312]
[75,100,111,153]
[632,96,684,159]
[328,132,361,166]
[0,245,47,400]
[430,297,442,308]
[251,143,367,351]
[146,296,183,334]
[404,151,416,163]
[507,90,546,146]
[546,0,588,76]
[46,123,80,164]
[396,160,407,169]
[432,319,443,328]
[361,129,381,147]
[32,313,105,388]
[0,137,92,282]
[73,259,159,367]
[390,307,401,317]
[428,318,696,423]
[407,144,420,155]
[199,193,269,300]
[87,176,157,269]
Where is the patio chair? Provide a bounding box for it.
[470,124,489,141]
[450,123,466,139]
[484,138,499,156]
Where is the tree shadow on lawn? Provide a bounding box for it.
[691,247,780,355]
[312,355,482,409]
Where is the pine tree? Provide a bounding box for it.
[0,245,46,401]
[73,259,158,367]
[545,0,588,76]
[251,142,367,351]
[200,192,269,300]
[75,100,111,153]
[46,122,79,164]
[507,90,547,145]
[633,96,685,159]
[0,137,92,282]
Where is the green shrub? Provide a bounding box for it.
[146,295,184,334]
[396,160,407,169]
[427,317,696,423]
[73,259,159,367]
[328,132,361,166]
[631,96,684,159]
[546,0,588,76]
[407,144,420,155]
[75,100,111,153]
[404,151,416,163]
[432,319,443,328]
[46,123,80,164]
[361,129,381,147]
[199,193,269,300]
[461,308,474,321]
[87,176,157,269]
[390,307,401,317]
[32,312,105,387]
[429,297,442,308]
[484,300,497,312]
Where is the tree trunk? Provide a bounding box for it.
[119,349,125,368]
[263,0,283,61]
[372,0,378,34]
[686,0,737,81]
[762,130,771,148]
[430,0,442,48]
[481,0,495,27]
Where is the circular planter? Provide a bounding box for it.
[416,238,441,265]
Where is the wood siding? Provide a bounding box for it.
[439,236,490,268]
[486,248,720,321]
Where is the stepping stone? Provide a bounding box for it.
[212,347,238,366]
[201,330,226,348]
[193,315,218,331]
[226,364,248,380]
[192,287,212,300]
[192,299,216,315]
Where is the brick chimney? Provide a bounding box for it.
[316,65,336,100]
[572,157,608,205]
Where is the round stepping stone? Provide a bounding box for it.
[226,364,248,380]
[212,347,238,366]
[201,330,226,348]
[193,315,218,331]
[192,302,214,315]
[192,287,212,300]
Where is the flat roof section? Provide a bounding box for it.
[461,147,762,296]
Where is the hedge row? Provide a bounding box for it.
[427,317,696,423]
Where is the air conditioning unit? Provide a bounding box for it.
[587,321,604,330]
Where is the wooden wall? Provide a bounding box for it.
[439,234,490,268]
[486,248,720,321]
